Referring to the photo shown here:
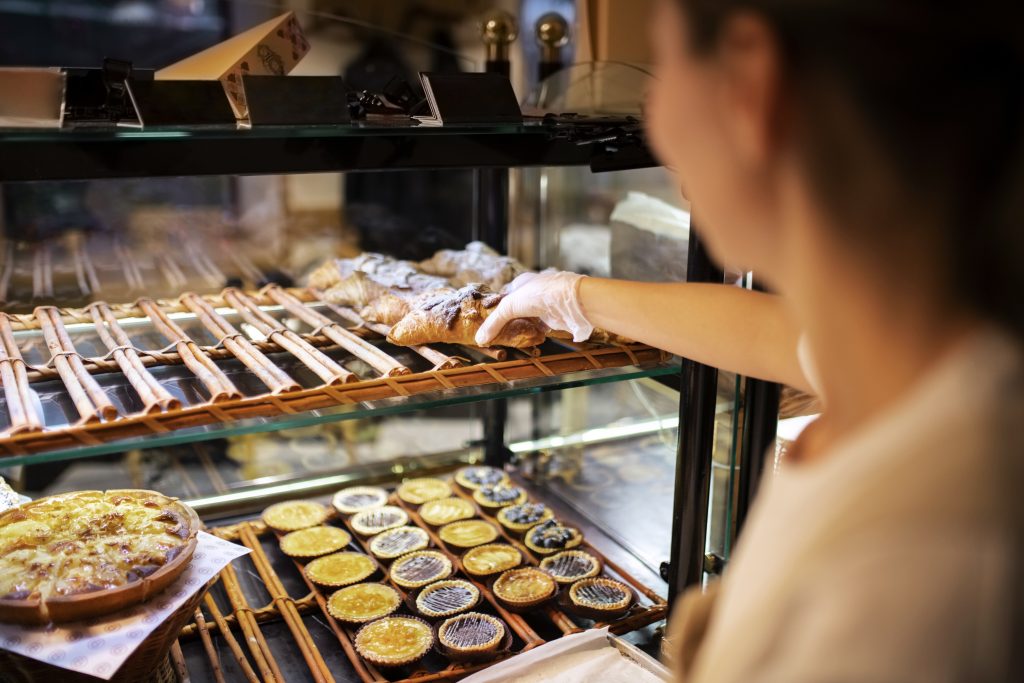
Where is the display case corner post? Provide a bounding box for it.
[667,226,724,609]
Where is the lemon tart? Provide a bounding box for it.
[396,478,451,505]
[461,543,522,578]
[354,616,434,668]
[492,567,556,610]
[418,497,475,526]
[279,525,351,558]
[438,519,498,550]
[304,551,376,588]
[327,582,401,624]
[262,500,329,532]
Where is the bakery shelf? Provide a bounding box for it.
[0,287,678,467]
[0,120,655,182]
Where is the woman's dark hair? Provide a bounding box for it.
[680,0,1024,340]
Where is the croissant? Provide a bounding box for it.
[387,284,547,348]
[314,254,449,323]
[419,241,526,290]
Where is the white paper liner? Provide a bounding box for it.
[0,531,250,680]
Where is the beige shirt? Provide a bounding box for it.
[669,329,1024,682]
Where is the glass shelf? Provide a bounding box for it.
[0,358,680,469]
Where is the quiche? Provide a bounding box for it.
[0,489,199,625]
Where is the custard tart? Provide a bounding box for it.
[492,567,556,610]
[438,519,498,550]
[524,519,582,555]
[539,550,601,584]
[327,582,401,624]
[438,612,506,659]
[279,525,351,558]
[568,577,634,616]
[368,526,430,561]
[454,465,509,491]
[388,550,453,589]
[304,551,376,588]
[396,478,451,505]
[472,485,527,511]
[350,505,409,537]
[354,616,434,668]
[332,486,389,515]
[497,502,553,535]
[262,500,330,532]
[418,497,475,527]
[460,543,522,578]
[414,579,479,618]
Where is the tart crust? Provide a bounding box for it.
[454,466,509,491]
[396,478,452,505]
[418,497,475,526]
[438,612,506,655]
[304,551,376,588]
[539,550,602,584]
[414,579,479,618]
[331,487,389,515]
[262,500,330,532]
[497,502,553,534]
[326,582,401,624]
[460,543,522,578]
[354,616,434,668]
[492,567,556,609]
[438,520,499,550]
[0,489,199,625]
[350,505,409,536]
[389,550,453,589]
[568,577,633,612]
[279,525,351,558]
[524,520,583,555]
[472,485,528,511]
[368,526,430,561]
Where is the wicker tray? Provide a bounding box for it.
[0,286,670,457]
[178,476,668,683]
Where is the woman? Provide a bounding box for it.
[478,0,1023,680]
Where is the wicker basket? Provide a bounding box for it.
[0,582,207,683]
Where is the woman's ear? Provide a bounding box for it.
[715,11,782,168]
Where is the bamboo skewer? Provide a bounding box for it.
[192,608,227,683]
[223,288,355,386]
[88,303,180,413]
[264,285,411,377]
[217,562,283,683]
[180,293,300,394]
[202,593,261,683]
[71,235,101,296]
[0,314,43,433]
[35,306,117,422]
[138,298,242,402]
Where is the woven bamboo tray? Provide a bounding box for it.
[181,476,668,683]
[0,286,670,457]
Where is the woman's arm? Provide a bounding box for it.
[579,278,811,391]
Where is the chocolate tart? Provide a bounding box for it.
[472,485,528,511]
[389,550,453,589]
[354,616,434,668]
[437,612,507,662]
[497,502,553,535]
[524,519,583,555]
[539,550,601,584]
[368,526,430,561]
[460,543,522,578]
[418,497,475,527]
[492,567,557,611]
[396,478,451,505]
[262,500,329,532]
[279,525,351,558]
[438,519,499,551]
[304,551,377,588]
[332,487,389,515]
[454,465,509,491]
[350,505,409,537]
[567,577,634,619]
[326,582,401,624]
[414,579,480,618]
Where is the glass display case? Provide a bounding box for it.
[0,5,777,681]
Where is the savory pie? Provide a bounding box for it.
[304,551,377,588]
[418,497,475,526]
[414,579,480,618]
[388,550,453,589]
[492,567,556,610]
[0,489,199,624]
[460,543,522,578]
[349,505,409,536]
[438,520,499,550]
[354,616,435,668]
[395,478,452,506]
[262,500,330,532]
[326,582,401,624]
[279,525,351,558]
[438,612,507,658]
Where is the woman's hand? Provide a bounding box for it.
[475,270,594,345]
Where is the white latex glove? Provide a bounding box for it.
[475,270,594,345]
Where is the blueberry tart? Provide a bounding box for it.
[350,505,409,536]
[396,477,451,505]
[369,526,430,561]
[327,582,401,624]
[461,543,522,578]
[279,525,351,558]
[332,486,388,515]
[492,567,556,611]
[415,579,480,618]
[473,485,528,511]
[454,465,509,491]
[539,550,601,584]
[418,497,475,527]
[389,550,453,589]
[497,502,553,535]
[438,612,506,660]
[438,519,499,550]
[354,616,434,668]
[524,520,582,555]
